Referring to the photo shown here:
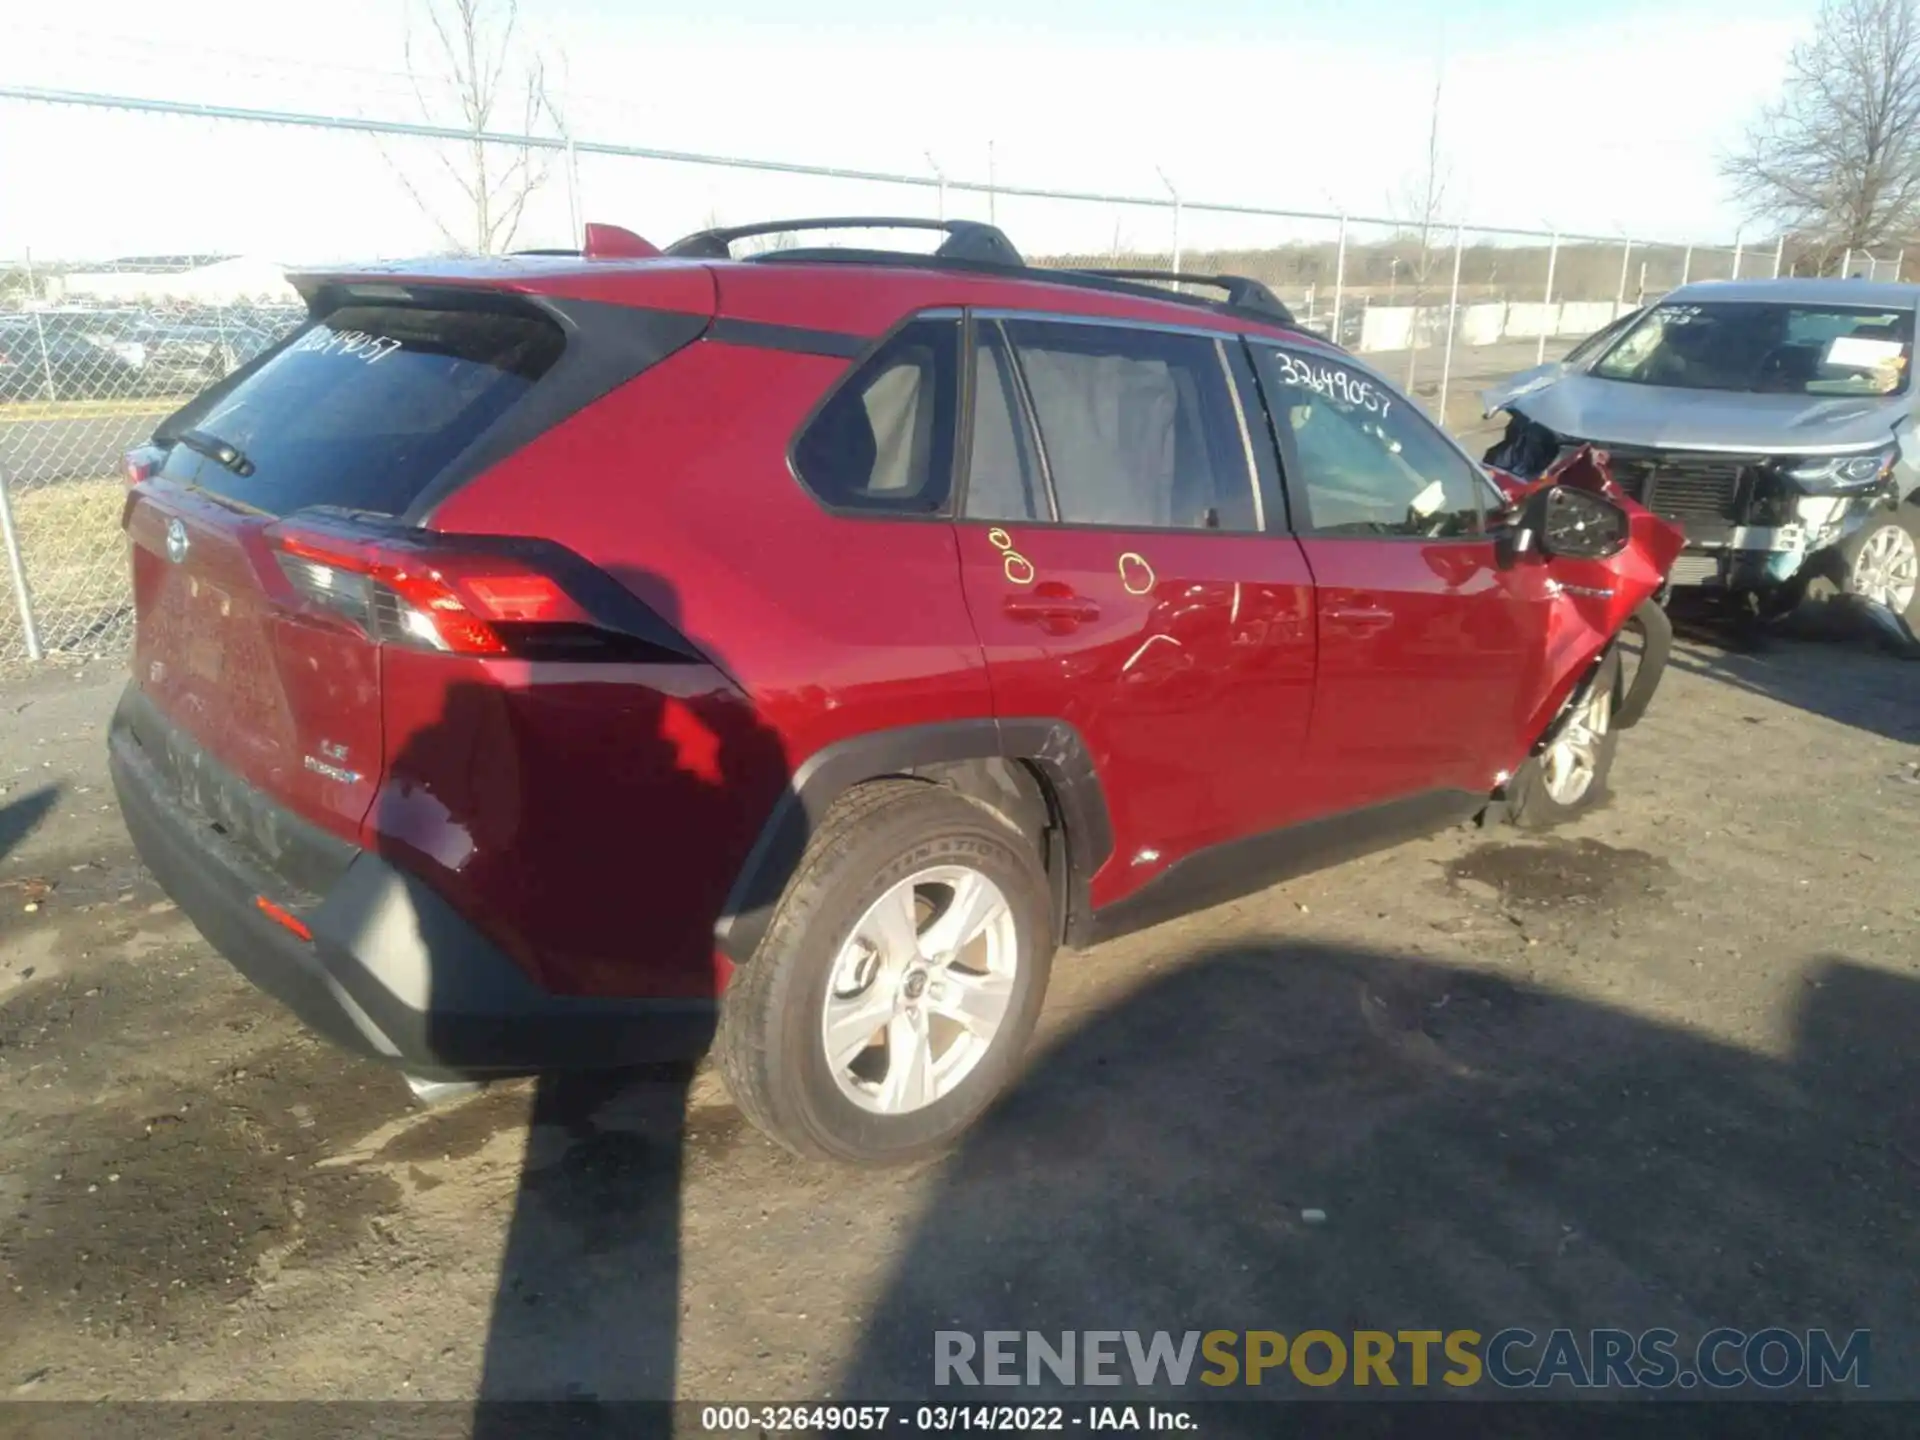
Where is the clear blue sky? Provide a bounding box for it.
[2,0,1822,262]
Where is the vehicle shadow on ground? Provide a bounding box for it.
[457,924,1919,1426]
[1665,608,1920,745]
[359,570,792,1425]
[829,939,1918,1424]
[0,783,59,864]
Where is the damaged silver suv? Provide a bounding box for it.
[1483,279,1920,625]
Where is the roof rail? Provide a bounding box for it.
[665,216,1024,267]
[1066,269,1296,325]
[654,215,1305,333]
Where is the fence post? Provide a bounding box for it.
[1157,167,1182,275]
[1899,249,1908,282]
[926,152,946,222]
[1332,214,1347,345]
[1681,246,1692,285]
[1732,233,1743,280]
[1773,235,1785,278]
[0,465,43,663]
[1438,224,1464,426]
[30,310,57,402]
[564,137,581,247]
[1842,246,1852,278]
[1616,239,1632,308]
[1536,232,1559,366]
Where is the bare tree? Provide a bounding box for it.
[389,0,567,254]
[1724,0,1920,265]
[1391,67,1451,394]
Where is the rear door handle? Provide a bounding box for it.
[1325,602,1395,635]
[1004,585,1101,626]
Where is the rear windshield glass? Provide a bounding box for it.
[160,303,564,515]
[1590,301,1914,396]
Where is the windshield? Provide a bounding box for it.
[1590,301,1914,396]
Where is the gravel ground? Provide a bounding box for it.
[0,623,1916,1421]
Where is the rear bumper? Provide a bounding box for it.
[109,686,715,1078]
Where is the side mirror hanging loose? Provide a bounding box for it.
[1535,484,1631,560]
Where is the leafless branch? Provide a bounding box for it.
[1389,67,1453,391]
[387,0,567,254]
[1724,0,1920,263]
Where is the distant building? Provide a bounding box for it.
[53,255,295,305]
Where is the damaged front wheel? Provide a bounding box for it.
[1504,649,1623,830]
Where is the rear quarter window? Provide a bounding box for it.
[162,303,564,516]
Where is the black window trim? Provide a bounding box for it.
[1247,337,1505,545]
[783,306,966,522]
[954,307,1274,538]
[1230,335,1298,535]
[958,314,1062,524]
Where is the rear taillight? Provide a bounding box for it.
[124,444,164,486]
[263,516,693,662]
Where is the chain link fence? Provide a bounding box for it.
[0,292,304,662]
[0,85,1891,667]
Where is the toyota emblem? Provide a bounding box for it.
[165,518,189,565]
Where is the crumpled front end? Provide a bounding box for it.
[1492,445,1686,753]
[1484,406,1906,599]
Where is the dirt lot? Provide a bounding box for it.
[0,624,1917,1416]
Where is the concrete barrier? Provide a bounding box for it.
[1558,300,1622,336]
[1460,303,1507,346]
[1358,305,1416,353]
[1503,302,1559,339]
[1344,299,1633,354]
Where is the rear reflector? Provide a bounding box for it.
[255,895,313,941]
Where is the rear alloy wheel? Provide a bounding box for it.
[822,865,1019,1116]
[1504,649,1623,830]
[716,780,1053,1164]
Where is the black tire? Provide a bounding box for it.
[1504,648,1624,831]
[715,779,1054,1165]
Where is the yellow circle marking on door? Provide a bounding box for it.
[988,528,1035,585]
[1118,551,1156,596]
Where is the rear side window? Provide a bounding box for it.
[998,319,1258,531]
[792,318,960,513]
[162,303,564,516]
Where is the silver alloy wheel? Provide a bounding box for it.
[1541,683,1613,807]
[820,864,1018,1116]
[1850,522,1919,615]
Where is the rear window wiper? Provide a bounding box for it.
[177,427,256,478]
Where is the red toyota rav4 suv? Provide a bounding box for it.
[110,218,1681,1163]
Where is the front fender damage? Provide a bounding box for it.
[1517,446,1686,752]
